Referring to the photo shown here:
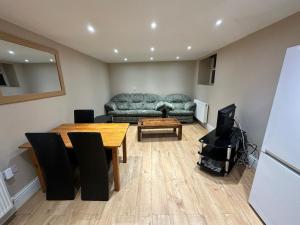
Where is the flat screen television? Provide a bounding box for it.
[216,104,236,137]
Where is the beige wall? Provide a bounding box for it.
[193,12,300,149]
[109,61,196,97]
[0,18,110,195]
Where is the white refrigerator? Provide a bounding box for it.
[249,45,300,225]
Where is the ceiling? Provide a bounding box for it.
[0,40,56,63]
[0,0,300,63]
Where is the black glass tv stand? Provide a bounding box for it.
[197,127,244,176]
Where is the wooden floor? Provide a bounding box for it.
[8,124,263,225]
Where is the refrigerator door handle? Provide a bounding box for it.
[265,149,300,175]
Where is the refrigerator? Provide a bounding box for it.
[249,45,300,225]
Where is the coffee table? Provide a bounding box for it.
[137,118,182,141]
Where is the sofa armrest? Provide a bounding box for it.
[184,102,196,111]
[105,102,117,112]
[164,102,174,111]
[155,101,165,111]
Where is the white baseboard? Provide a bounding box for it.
[248,154,258,169]
[206,123,215,132]
[12,177,40,209]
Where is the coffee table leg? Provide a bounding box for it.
[173,128,176,133]
[138,127,142,141]
[178,125,182,140]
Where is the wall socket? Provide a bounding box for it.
[3,167,14,180]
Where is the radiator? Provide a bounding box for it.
[0,174,13,221]
[194,99,208,124]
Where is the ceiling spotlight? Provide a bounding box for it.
[8,50,15,55]
[87,24,95,33]
[49,58,54,62]
[150,47,155,52]
[25,59,29,62]
[187,46,192,50]
[151,21,157,30]
[124,58,128,61]
[150,57,154,61]
[176,56,180,60]
[215,19,223,26]
[114,49,119,54]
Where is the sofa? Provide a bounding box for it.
[164,94,196,123]
[105,93,196,123]
[105,93,164,123]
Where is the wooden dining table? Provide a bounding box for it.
[19,123,129,192]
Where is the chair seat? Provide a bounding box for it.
[168,110,194,116]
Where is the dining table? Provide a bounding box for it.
[19,123,129,192]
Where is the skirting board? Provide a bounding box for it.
[12,177,40,210]
[206,123,215,132]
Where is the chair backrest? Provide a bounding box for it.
[25,133,75,200]
[67,132,109,200]
[74,109,94,123]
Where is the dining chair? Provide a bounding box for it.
[25,133,79,200]
[74,109,94,123]
[68,132,112,201]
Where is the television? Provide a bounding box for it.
[216,104,236,137]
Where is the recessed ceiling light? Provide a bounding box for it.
[187,46,192,50]
[124,58,128,61]
[87,24,95,33]
[176,56,180,60]
[25,59,29,62]
[49,58,54,62]
[215,19,223,26]
[150,57,154,61]
[114,49,119,54]
[150,47,155,52]
[8,50,15,55]
[150,22,157,30]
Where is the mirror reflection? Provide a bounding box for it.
[0,40,61,96]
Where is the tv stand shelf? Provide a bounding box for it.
[197,127,244,176]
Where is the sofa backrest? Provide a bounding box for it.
[164,94,191,103]
[111,93,162,110]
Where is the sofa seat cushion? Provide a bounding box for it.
[109,110,162,117]
[172,103,185,110]
[168,110,194,116]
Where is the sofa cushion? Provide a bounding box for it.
[165,94,191,103]
[116,102,130,110]
[111,93,131,102]
[168,110,194,116]
[130,102,144,110]
[131,94,144,103]
[109,110,162,117]
[144,94,161,103]
[143,102,156,110]
[172,103,185,110]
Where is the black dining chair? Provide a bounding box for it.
[74,109,94,123]
[25,133,79,200]
[67,132,112,201]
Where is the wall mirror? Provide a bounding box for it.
[0,32,65,104]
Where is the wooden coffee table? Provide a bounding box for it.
[137,118,182,141]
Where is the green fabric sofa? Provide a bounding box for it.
[105,93,164,123]
[164,94,196,123]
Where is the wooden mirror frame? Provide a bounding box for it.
[0,31,66,105]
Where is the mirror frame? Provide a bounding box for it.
[0,31,66,105]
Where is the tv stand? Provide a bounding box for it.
[197,127,244,176]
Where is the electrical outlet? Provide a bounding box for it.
[11,164,18,174]
[3,167,14,180]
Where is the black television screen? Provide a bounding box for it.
[216,104,236,137]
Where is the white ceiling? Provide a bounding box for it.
[0,0,300,63]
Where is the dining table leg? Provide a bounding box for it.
[112,147,120,191]
[122,134,127,163]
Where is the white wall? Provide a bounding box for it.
[0,18,110,195]
[109,61,196,97]
[193,12,300,149]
